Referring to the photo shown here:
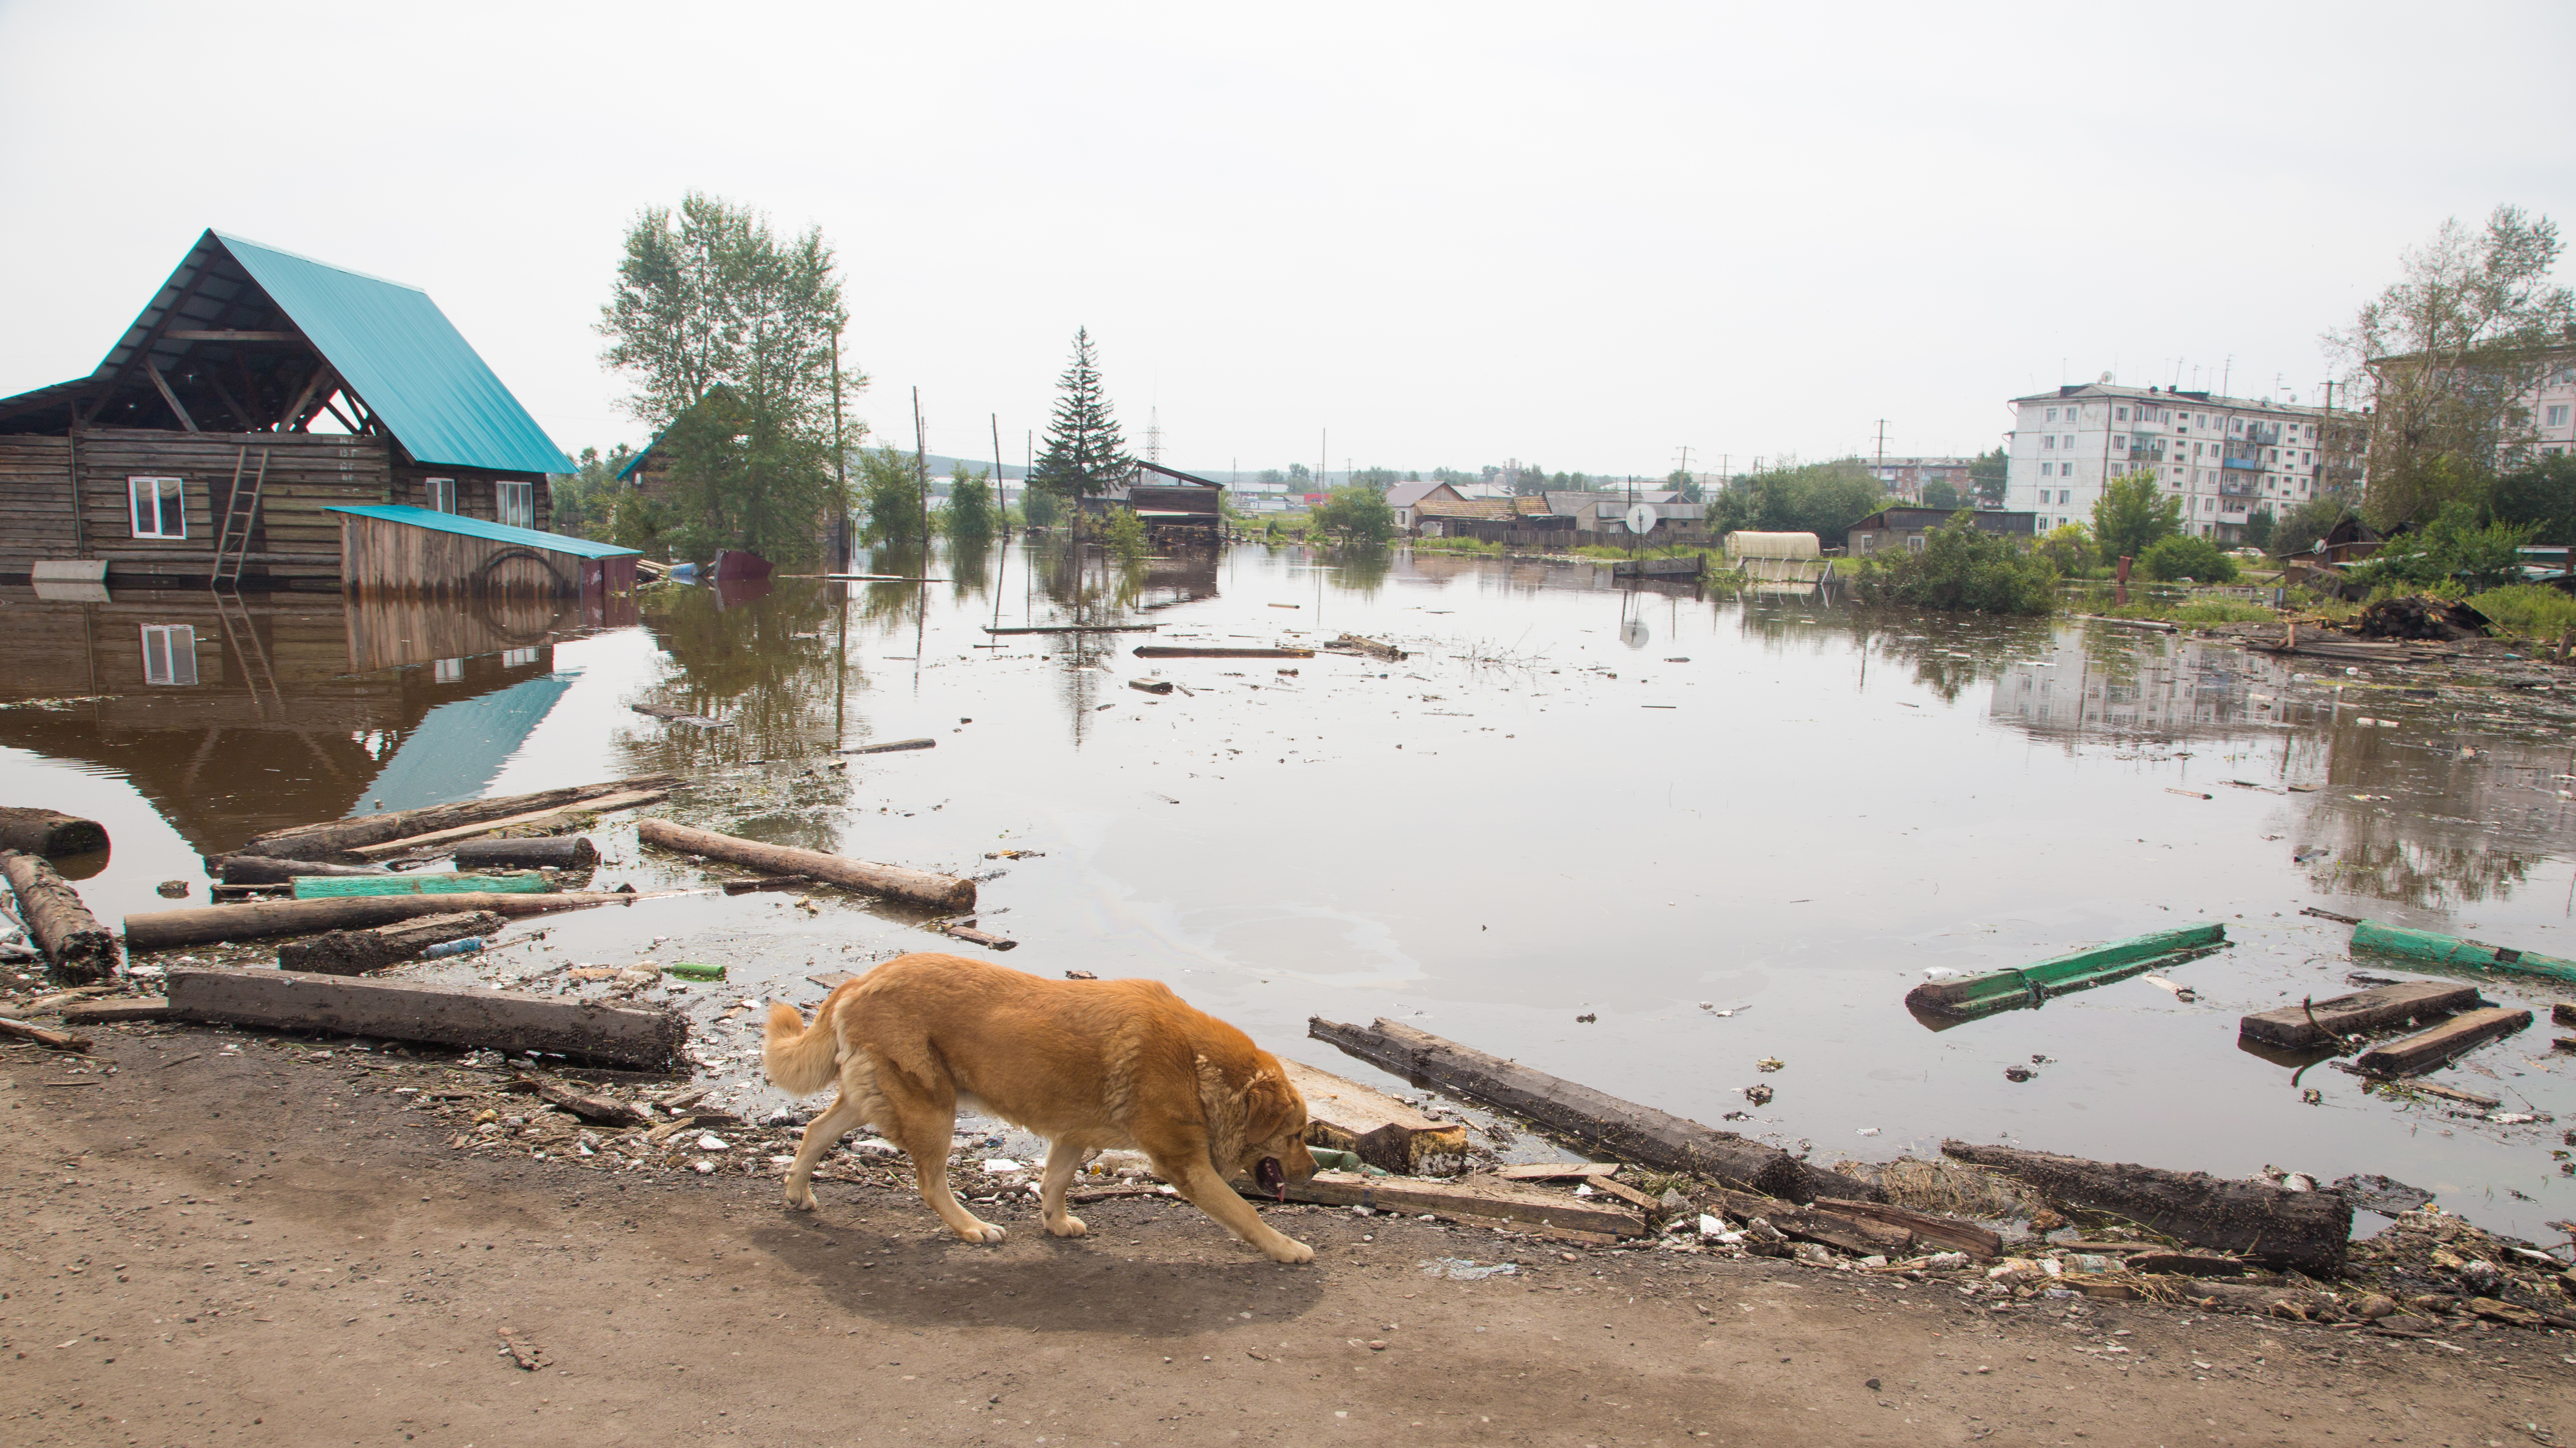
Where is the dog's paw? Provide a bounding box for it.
[1263,1235,1316,1265]
[1045,1214,1088,1239]
[957,1221,1008,1245]
[782,1182,818,1211]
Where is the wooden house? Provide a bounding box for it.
[0,229,573,588]
[1083,461,1225,540]
[1844,507,2037,559]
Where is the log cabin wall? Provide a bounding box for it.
[0,436,80,576]
[63,429,391,587]
[388,465,553,530]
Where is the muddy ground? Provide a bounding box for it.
[6,1024,2573,1447]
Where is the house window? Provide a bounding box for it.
[2043,436,2055,450]
[1906,535,1925,554]
[2115,407,2128,422]
[2045,408,2059,423]
[2058,490,2071,505]
[140,625,198,685]
[2040,462,2053,477]
[128,476,185,539]
[434,658,463,683]
[501,647,539,667]
[426,477,457,514]
[2548,404,2571,428]
[496,480,535,530]
[1858,533,1876,555]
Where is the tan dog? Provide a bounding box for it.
[762,953,1319,1263]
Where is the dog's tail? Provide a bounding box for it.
[762,995,843,1097]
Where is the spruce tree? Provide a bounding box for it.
[1030,328,1130,533]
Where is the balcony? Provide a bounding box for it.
[2222,456,2262,471]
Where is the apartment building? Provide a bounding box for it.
[1864,456,1976,502]
[2004,382,2353,543]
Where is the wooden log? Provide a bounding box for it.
[1809,1197,2004,1259]
[0,807,108,859]
[0,1016,91,1051]
[165,966,686,1070]
[982,625,1159,635]
[839,738,936,756]
[1133,646,1314,659]
[59,996,172,1025]
[1328,634,1408,661]
[451,837,599,872]
[235,773,679,861]
[2557,1002,2576,1030]
[347,790,668,859]
[210,854,389,885]
[1702,1187,1913,1255]
[1940,1140,2351,1274]
[275,911,502,976]
[1279,1058,1471,1175]
[722,875,809,895]
[1,851,119,982]
[2238,981,2480,1050]
[510,1073,649,1127]
[1128,677,1175,695]
[636,818,974,912]
[935,922,1017,951]
[1309,1016,1877,1203]
[123,891,635,952]
[290,872,554,900]
[2350,919,2576,984]
[1256,1169,1648,1238]
[1906,924,2228,1019]
[2351,1006,2532,1076]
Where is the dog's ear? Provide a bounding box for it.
[1241,1062,1306,1150]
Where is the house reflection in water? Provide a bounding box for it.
[1988,630,2326,739]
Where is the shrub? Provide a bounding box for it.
[2348,503,2535,593]
[1310,484,1395,543]
[2033,523,2098,577]
[1097,506,1149,562]
[2465,582,2576,637]
[1852,515,2057,615]
[2138,534,2240,583]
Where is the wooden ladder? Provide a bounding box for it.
[208,586,285,719]
[209,445,269,586]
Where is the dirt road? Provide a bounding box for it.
[5,1025,2570,1447]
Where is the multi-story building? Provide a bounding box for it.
[2003,383,2355,544]
[1864,456,1976,502]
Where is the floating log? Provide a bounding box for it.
[982,625,1159,635]
[290,872,554,900]
[2349,919,2576,984]
[59,996,172,1025]
[1279,1058,1471,1176]
[1,851,119,982]
[1128,677,1174,695]
[0,808,108,859]
[123,891,636,952]
[1132,646,1315,660]
[2238,981,2480,1050]
[1254,1169,1647,1238]
[165,966,686,1070]
[635,818,974,912]
[839,738,937,756]
[451,836,599,872]
[2559,1002,2576,1030]
[1327,634,1409,660]
[0,1016,91,1051]
[348,790,668,860]
[1940,1141,2351,1274]
[1309,1016,1877,1203]
[238,774,679,861]
[722,874,810,894]
[1905,924,2228,1020]
[2351,1006,2532,1076]
[1807,1197,2004,1259]
[630,702,730,727]
[935,922,1017,951]
[210,854,389,885]
[276,911,503,976]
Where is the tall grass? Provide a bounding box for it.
[2468,583,2576,637]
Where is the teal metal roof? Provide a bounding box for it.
[352,672,579,815]
[213,231,574,475]
[325,504,640,559]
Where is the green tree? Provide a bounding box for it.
[1096,506,1150,563]
[2270,494,2351,558]
[1029,328,1130,534]
[2348,502,2535,592]
[1310,483,1395,543]
[1852,513,2056,615]
[942,460,996,543]
[1746,459,1885,539]
[2242,508,2277,551]
[1919,478,1962,511]
[548,444,636,543]
[2091,470,2183,564]
[598,194,853,566]
[2033,522,2098,576]
[2487,451,2576,544]
[2138,534,2240,584]
[856,444,924,546]
[1967,447,2009,508]
[2332,205,2576,528]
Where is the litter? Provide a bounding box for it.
[1420,1258,1517,1280]
[1906,924,2226,1021]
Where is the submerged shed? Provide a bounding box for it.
[0,230,572,587]
[329,505,637,598]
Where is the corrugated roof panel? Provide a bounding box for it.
[215,232,572,476]
[325,503,639,559]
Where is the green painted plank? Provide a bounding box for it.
[291,872,554,900]
[1906,924,2228,1019]
[2350,919,2576,984]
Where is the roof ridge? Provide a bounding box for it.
[211,229,429,295]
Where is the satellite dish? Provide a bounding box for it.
[1624,503,1657,536]
[1621,618,1650,649]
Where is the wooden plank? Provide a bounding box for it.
[636,818,974,912]
[1702,1187,1913,1255]
[1262,1169,1647,1237]
[290,872,554,900]
[1494,1161,1621,1181]
[165,965,685,1069]
[2238,981,2480,1050]
[1906,924,2228,1018]
[274,911,501,975]
[123,890,637,951]
[0,1016,90,1051]
[2351,1006,2533,1076]
[60,996,173,1024]
[230,776,677,860]
[1278,1058,1471,1175]
[839,738,936,756]
[1134,646,1314,660]
[1942,1141,2352,1274]
[1808,1197,2004,1258]
[1309,1015,1877,1203]
[347,795,665,858]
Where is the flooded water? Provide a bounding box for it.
[6,541,2575,1239]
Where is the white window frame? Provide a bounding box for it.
[426,477,457,514]
[128,475,185,539]
[140,625,198,685]
[496,479,535,530]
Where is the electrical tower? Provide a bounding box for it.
[1145,408,1163,464]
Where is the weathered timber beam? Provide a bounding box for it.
[1940,1140,2351,1274]
[166,966,685,1070]
[142,356,200,433]
[123,891,635,952]
[236,774,677,860]
[635,819,973,912]
[2,851,119,982]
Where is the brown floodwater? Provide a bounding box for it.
[5,540,2574,1238]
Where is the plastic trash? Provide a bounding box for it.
[1420,1258,1518,1281]
[667,961,726,981]
[696,1134,729,1151]
[422,937,485,959]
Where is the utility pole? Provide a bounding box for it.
[912,386,930,552]
[829,336,849,571]
[1873,419,1888,497]
[990,412,1006,538]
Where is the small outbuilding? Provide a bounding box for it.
[330,504,637,599]
[1844,507,2037,559]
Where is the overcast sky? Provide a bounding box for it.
[5,2,2572,479]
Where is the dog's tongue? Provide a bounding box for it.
[1256,1156,1286,1199]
